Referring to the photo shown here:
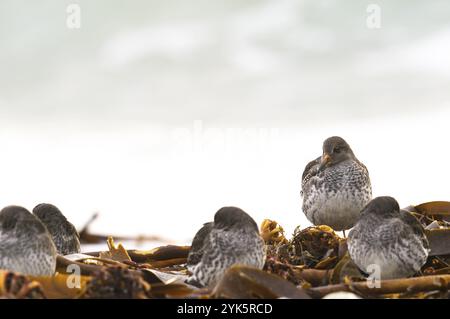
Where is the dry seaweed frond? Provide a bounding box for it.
[264,257,305,285]
[328,253,366,285]
[422,255,450,275]
[260,219,289,245]
[264,257,334,287]
[307,274,450,299]
[284,225,341,268]
[0,270,45,299]
[30,273,91,299]
[405,201,450,228]
[98,237,132,262]
[425,229,450,256]
[56,255,103,276]
[81,266,150,299]
[129,245,190,262]
[213,265,311,299]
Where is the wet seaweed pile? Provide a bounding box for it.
[1,201,449,299]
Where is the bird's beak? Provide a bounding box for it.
[319,153,332,171]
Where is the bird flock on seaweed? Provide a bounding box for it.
[0,136,449,299]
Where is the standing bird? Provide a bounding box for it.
[33,203,81,255]
[0,206,57,276]
[348,196,429,279]
[186,207,266,288]
[301,136,372,231]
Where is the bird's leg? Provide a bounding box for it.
[342,230,346,238]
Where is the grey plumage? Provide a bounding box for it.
[0,205,57,276]
[186,207,266,288]
[348,196,429,279]
[301,136,372,231]
[186,222,213,272]
[33,203,81,255]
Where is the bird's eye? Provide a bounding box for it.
[334,147,341,154]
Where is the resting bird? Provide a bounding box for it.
[186,207,266,288]
[33,203,81,255]
[348,196,429,279]
[0,206,57,276]
[301,136,372,231]
[186,222,213,273]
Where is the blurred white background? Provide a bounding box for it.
[0,0,449,247]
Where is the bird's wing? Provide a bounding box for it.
[66,221,80,239]
[375,214,428,256]
[301,156,321,184]
[373,218,412,245]
[62,227,79,243]
[399,210,429,250]
[187,222,214,268]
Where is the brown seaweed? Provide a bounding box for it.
[0,270,45,299]
[307,274,450,299]
[267,225,341,269]
[213,265,311,299]
[81,266,150,299]
[2,199,450,299]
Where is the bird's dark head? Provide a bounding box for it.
[33,203,67,223]
[0,205,47,233]
[214,206,258,232]
[361,196,400,217]
[319,136,356,170]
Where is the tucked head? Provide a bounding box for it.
[33,203,67,223]
[0,205,47,233]
[33,203,80,255]
[361,196,400,217]
[214,206,258,232]
[320,136,356,169]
